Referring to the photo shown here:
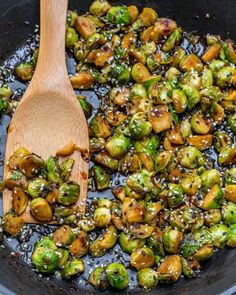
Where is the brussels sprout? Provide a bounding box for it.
[90,165,110,191]
[126,169,154,193]
[89,138,105,154]
[32,247,58,273]
[107,6,131,25]
[200,169,221,193]
[70,72,94,89]
[75,16,96,39]
[19,154,45,178]
[165,183,183,208]
[129,223,154,239]
[131,62,150,83]
[128,112,152,140]
[65,27,78,49]
[106,263,129,290]
[162,28,182,52]
[111,201,124,230]
[53,225,75,247]
[137,268,158,289]
[201,43,221,63]
[129,48,146,64]
[225,185,236,203]
[77,95,93,119]
[89,0,111,16]
[180,54,203,72]
[216,66,235,88]
[105,134,130,159]
[15,62,33,81]
[226,224,236,247]
[180,173,200,196]
[139,7,157,26]
[119,232,146,254]
[89,225,118,257]
[27,178,49,198]
[180,119,192,139]
[61,258,85,278]
[67,10,78,27]
[0,84,13,100]
[127,5,139,23]
[218,144,236,165]
[222,202,236,225]
[214,131,231,153]
[59,158,74,183]
[58,181,80,206]
[182,85,201,109]
[204,209,222,226]
[209,224,228,249]
[3,213,24,236]
[4,170,28,190]
[126,200,146,223]
[45,156,60,183]
[77,218,96,232]
[155,150,176,173]
[118,152,141,174]
[221,40,236,63]
[147,228,165,256]
[151,18,177,42]
[157,255,182,283]
[163,229,183,254]
[145,202,162,224]
[94,207,111,227]
[195,244,213,261]
[177,146,203,169]
[57,248,70,268]
[147,105,172,133]
[110,64,130,85]
[225,168,236,184]
[90,114,111,138]
[124,185,142,200]
[208,59,226,75]
[12,187,28,216]
[172,89,188,113]
[181,257,200,278]
[30,198,52,222]
[134,135,160,156]
[88,267,109,290]
[69,230,89,257]
[8,147,30,170]
[227,113,236,134]
[94,151,119,171]
[73,41,87,61]
[190,113,211,135]
[201,67,214,88]
[131,247,155,270]
[201,184,224,210]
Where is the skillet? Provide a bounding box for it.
[0,0,236,294]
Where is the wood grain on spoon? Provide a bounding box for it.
[3,0,89,222]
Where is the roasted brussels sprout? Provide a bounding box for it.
[60,158,74,182]
[131,63,150,83]
[69,230,89,257]
[209,224,228,249]
[177,146,203,169]
[129,112,152,140]
[75,16,96,39]
[131,247,155,270]
[106,263,129,290]
[126,169,154,193]
[181,257,200,278]
[88,267,109,290]
[226,224,236,247]
[105,134,130,159]
[119,232,146,254]
[61,258,85,278]
[28,178,49,198]
[147,106,172,133]
[46,156,61,183]
[94,207,111,227]
[53,225,75,247]
[90,114,111,138]
[32,246,58,273]
[222,202,236,225]
[15,62,34,81]
[19,154,45,178]
[12,187,28,216]
[89,0,111,16]
[66,27,78,49]
[137,268,158,289]
[90,165,110,190]
[107,6,131,25]
[163,229,183,254]
[58,181,80,206]
[157,255,182,283]
[3,213,24,236]
[8,147,30,170]
[218,144,236,166]
[200,169,221,193]
[204,209,222,226]
[30,198,52,222]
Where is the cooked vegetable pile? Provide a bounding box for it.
[1,0,236,291]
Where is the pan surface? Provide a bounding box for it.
[0,1,236,294]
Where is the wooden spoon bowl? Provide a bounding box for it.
[3,0,89,222]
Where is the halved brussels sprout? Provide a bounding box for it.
[162,28,182,52]
[151,18,177,42]
[32,247,58,273]
[89,0,111,16]
[191,113,211,135]
[201,184,224,210]
[28,178,49,198]
[67,10,78,27]
[204,209,222,226]
[131,247,155,270]
[53,225,75,247]
[202,43,221,63]
[139,7,157,26]
[131,62,150,83]
[227,113,236,134]
[216,66,235,88]
[127,5,139,23]
[90,165,110,191]
[105,134,130,159]
[3,213,24,236]
[180,173,200,196]
[225,168,236,184]
[69,230,89,257]
[200,169,221,193]
[61,258,85,278]
[187,135,213,151]
[8,147,30,170]
[209,224,228,249]
[157,255,182,283]
[88,267,109,290]
[19,154,45,178]
[35,236,57,250]
[58,181,80,206]
[177,146,203,169]
[182,85,201,109]
[147,227,165,256]
[222,201,236,225]
[12,187,28,216]
[163,229,183,254]
[137,268,158,289]
[107,6,131,25]
[106,263,129,290]
[147,106,172,133]
[75,16,96,39]
[93,207,111,227]
[225,184,236,203]
[119,232,146,254]
[46,156,61,183]
[30,198,52,222]
[226,224,236,247]
[90,114,111,138]
[129,112,152,140]
[93,151,119,171]
[65,27,78,49]
[172,89,188,113]
[129,223,154,239]
[70,72,94,89]
[60,158,74,182]
[218,144,236,166]
[57,248,70,268]
[126,169,154,193]
[15,62,34,81]
[181,257,200,279]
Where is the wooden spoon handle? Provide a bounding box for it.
[31,0,69,90]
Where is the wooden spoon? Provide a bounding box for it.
[3,0,89,222]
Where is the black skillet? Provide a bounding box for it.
[0,0,236,294]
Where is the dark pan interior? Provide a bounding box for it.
[0,0,236,294]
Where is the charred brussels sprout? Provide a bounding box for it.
[222,202,236,224]
[107,6,131,25]
[137,268,158,289]
[75,16,96,40]
[90,165,110,190]
[131,247,155,270]
[226,224,236,247]
[163,229,183,254]
[88,267,109,290]
[58,181,80,206]
[126,169,154,193]
[53,225,75,247]
[157,255,182,283]
[89,0,111,16]
[30,198,52,222]
[105,134,130,159]
[32,247,58,273]
[28,178,49,198]
[177,146,203,169]
[119,232,146,254]
[106,263,129,290]
[19,154,45,178]
[15,62,34,81]
[209,224,228,249]
[61,258,85,278]
[94,207,111,227]
[3,213,24,236]
[46,156,61,183]
[181,257,200,278]
[129,112,152,140]
[69,230,89,257]
[90,114,111,138]
[12,187,28,216]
